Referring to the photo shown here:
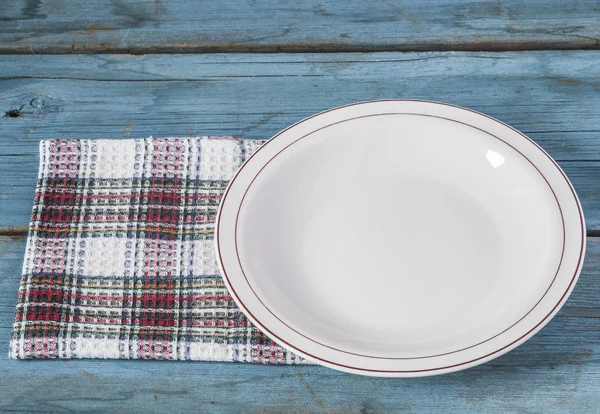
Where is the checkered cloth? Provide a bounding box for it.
[10,137,306,363]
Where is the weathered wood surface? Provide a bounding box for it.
[2,1,600,409]
[0,234,598,413]
[1,0,600,54]
[1,52,600,232]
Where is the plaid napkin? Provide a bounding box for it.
[10,137,305,363]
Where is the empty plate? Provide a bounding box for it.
[215,100,585,376]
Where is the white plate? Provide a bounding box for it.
[215,100,585,377]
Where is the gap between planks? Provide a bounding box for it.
[1,40,600,55]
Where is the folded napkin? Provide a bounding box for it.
[10,137,305,363]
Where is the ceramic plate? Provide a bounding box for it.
[215,100,585,377]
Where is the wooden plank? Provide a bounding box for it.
[1,0,600,54]
[1,235,599,412]
[1,52,599,231]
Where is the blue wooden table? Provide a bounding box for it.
[1,1,599,412]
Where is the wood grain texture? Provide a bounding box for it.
[0,235,598,413]
[1,52,599,231]
[0,0,599,54]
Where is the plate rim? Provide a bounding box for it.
[215,99,586,376]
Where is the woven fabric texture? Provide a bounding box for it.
[10,137,306,363]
